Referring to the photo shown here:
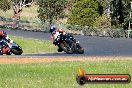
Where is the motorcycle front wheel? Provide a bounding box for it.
[12,46,23,55]
[76,43,84,54]
[59,41,73,54]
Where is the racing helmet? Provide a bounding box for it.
[58,28,64,33]
[50,25,57,34]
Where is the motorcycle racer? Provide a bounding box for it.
[50,26,84,54]
[0,31,13,54]
[50,25,65,52]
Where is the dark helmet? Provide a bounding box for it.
[50,25,56,34]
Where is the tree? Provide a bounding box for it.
[37,0,67,25]
[0,0,11,11]
[122,0,131,30]
[97,0,108,16]
[98,2,104,16]
[67,0,100,26]
[10,0,33,27]
[67,0,75,11]
[110,0,124,27]
[0,0,33,27]
[110,0,131,28]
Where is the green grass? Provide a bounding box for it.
[0,60,131,88]
[10,36,57,53]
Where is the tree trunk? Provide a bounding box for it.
[12,7,22,28]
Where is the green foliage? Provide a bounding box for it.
[98,2,104,16]
[0,0,11,11]
[94,13,111,28]
[123,0,131,29]
[67,0,100,26]
[23,0,33,4]
[110,0,124,26]
[37,0,67,24]
[110,0,131,28]
[10,0,33,4]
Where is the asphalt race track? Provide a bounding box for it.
[3,29,132,56]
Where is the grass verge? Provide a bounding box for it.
[10,36,57,53]
[0,60,131,88]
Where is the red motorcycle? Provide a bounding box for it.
[0,39,23,55]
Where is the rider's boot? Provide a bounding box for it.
[57,47,63,52]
